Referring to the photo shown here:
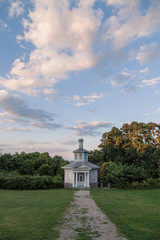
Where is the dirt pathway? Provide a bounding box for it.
[56,190,127,240]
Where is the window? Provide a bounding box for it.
[75,153,77,160]
[80,153,82,160]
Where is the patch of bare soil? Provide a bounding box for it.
[56,190,127,240]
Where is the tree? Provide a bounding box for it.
[37,164,52,176]
[88,149,103,166]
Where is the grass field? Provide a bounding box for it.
[0,189,74,240]
[91,189,160,240]
[1,189,160,240]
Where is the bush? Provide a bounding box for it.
[100,161,148,188]
[129,178,160,189]
[0,175,64,190]
[37,164,52,176]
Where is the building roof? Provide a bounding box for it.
[73,148,89,153]
[62,161,100,170]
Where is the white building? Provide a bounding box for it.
[62,139,100,188]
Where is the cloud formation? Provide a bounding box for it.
[0,90,61,130]
[139,67,149,74]
[142,77,160,86]
[8,1,24,18]
[67,121,113,136]
[105,1,160,49]
[66,92,105,106]
[0,0,103,96]
[0,0,160,97]
[0,19,8,29]
[136,43,160,64]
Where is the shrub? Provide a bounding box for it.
[37,164,52,176]
[129,178,160,189]
[0,175,63,190]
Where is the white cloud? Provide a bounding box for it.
[106,0,127,6]
[0,19,9,31]
[0,0,103,96]
[66,92,105,106]
[105,1,160,49]
[0,90,61,130]
[111,71,133,87]
[139,67,149,73]
[144,112,154,116]
[142,77,160,86]
[0,127,32,132]
[67,121,113,136]
[110,71,138,92]
[8,1,24,18]
[136,43,160,64]
[145,107,160,116]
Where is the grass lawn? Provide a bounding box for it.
[0,189,74,240]
[91,189,160,240]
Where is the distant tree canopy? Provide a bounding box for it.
[88,122,160,187]
[0,152,69,179]
[99,121,160,152]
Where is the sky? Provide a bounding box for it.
[0,0,160,160]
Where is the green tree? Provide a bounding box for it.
[37,164,52,176]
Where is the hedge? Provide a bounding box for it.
[0,175,64,190]
[127,178,160,189]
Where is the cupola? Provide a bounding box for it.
[73,139,89,162]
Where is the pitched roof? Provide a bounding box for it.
[62,161,100,170]
[73,148,89,153]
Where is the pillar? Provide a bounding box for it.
[85,172,87,187]
[87,172,89,187]
[75,172,78,187]
[73,172,76,187]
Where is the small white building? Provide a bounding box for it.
[62,139,100,188]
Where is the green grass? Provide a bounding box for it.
[0,189,74,240]
[91,189,160,240]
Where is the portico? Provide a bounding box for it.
[73,171,90,188]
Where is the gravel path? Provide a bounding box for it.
[56,190,127,240]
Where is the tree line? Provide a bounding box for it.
[0,152,69,189]
[88,121,160,188]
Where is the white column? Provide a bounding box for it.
[73,173,75,187]
[85,172,87,187]
[75,172,78,187]
[73,173,76,187]
[87,172,89,187]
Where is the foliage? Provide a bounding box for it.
[0,175,63,190]
[100,161,147,188]
[0,151,69,189]
[100,121,160,151]
[129,178,160,189]
[0,152,69,177]
[88,121,160,187]
[88,149,103,166]
[37,164,52,176]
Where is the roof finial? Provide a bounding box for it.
[78,138,84,149]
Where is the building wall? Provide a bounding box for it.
[64,169,74,184]
[90,182,98,188]
[89,170,97,183]
[64,183,72,188]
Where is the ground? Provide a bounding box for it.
[57,190,127,240]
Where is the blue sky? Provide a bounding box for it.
[0,0,160,160]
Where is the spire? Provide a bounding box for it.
[78,138,84,149]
